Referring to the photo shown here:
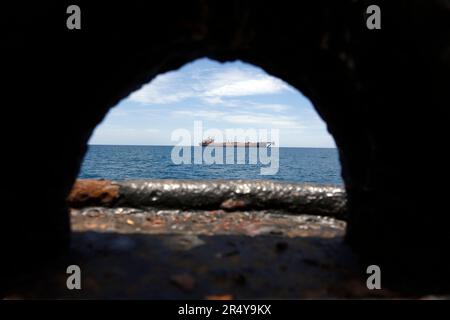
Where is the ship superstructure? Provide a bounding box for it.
[199,137,274,148]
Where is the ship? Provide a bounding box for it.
[199,137,274,148]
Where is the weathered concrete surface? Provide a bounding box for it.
[68,179,347,219]
[70,207,346,238]
[3,208,397,299]
[5,207,448,299]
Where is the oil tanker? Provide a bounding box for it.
[199,137,274,147]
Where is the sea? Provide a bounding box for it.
[79,145,342,185]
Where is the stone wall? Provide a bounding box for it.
[1,1,449,292]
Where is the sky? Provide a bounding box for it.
[89,58,336,148]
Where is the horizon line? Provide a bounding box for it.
[87,143,337,149]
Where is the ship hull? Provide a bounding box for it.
[200,142,272,147]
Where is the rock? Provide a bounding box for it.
[220,199,248,211]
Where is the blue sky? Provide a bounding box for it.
[89,58,336,148]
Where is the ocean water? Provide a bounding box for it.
[79,145,342,185]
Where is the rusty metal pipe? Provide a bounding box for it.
[68,179,347,219]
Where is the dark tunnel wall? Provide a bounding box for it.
[1,1,450,291]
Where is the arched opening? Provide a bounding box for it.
[80,58,341,185]
[5,1,448,299]
[60,58,351,299]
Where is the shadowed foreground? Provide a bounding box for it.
[6,207,397,299]
[4,179,444,299]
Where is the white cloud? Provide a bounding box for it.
[201,96,225,105]
[204,99,291,112]
[128,72,194,104]
[171,110,227,120]
[203,69,289,98]
[223,114,303,129]
[251,104,289,112]
[171,109,303,129]
[128,61,291,105]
